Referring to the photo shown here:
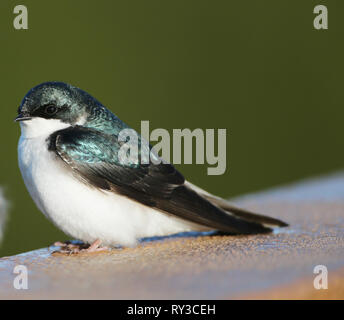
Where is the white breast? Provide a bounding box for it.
[17,119,203,247]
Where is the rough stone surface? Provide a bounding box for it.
[0,173,343,299]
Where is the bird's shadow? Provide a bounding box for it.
[138,230,230,244]
[52,230,234,251]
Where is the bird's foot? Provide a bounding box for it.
[52,239,109,255]
[85,239,109,253]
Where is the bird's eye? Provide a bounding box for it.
[44,105,57,115]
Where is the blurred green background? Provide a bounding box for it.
[0,0,343,256]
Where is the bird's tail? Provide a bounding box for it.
[202,194,288,229]
[185,181,288,231]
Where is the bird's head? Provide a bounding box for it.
[16,82,105,138]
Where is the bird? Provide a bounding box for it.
[16,82,288,254]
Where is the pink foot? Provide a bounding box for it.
[86,239,109,253]
[52,240,109,254]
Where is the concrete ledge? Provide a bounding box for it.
[0,173,344,299]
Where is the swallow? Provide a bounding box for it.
[16,82,287,253]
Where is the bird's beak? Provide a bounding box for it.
[14,113,32,122]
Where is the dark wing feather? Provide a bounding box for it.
[48,126,285,234]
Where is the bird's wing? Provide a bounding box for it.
[48,126,287,234]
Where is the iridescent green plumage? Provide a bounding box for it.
[20,82,129,135]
